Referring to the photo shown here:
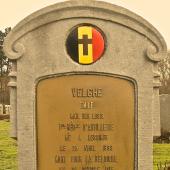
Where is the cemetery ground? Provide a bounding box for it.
[0,120,170,170]
[0,120,17,170]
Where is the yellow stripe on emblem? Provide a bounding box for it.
[78,26,93,64]
[79,44,93,64]
[78,26,92,39]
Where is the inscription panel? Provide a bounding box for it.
[36,74,135,170]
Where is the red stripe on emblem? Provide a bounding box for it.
[92,28,104,62]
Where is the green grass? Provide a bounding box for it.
[0,120,17,170]
[0,120,170,170]
[153,143,170,170]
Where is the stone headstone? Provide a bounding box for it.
[160,94,170,133]
[5,105,11,115]
[0,104,3,115]
[4,1,167,170]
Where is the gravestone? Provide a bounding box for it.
[4,0,167,170]
[160,94,170,133]
[5,105,11,115]
[0,104,3,115]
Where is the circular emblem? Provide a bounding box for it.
[66,25,105,65]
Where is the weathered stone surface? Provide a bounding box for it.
[3,0,167,170]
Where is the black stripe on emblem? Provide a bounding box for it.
[66,27,78,62]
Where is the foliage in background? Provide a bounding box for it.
[0,120,17,170]
[159,52,170,94]
[0,28,11,75]
[0,28,11,105]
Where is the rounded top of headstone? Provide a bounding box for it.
[4,0,167,61]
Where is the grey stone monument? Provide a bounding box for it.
[160,94,170,133]
[4,0,167,170]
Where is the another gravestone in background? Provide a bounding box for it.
[4,0,167,170]
[160,94,170,133]
[0,104,3,115]
[158,51,170,140]
[0,104,10,120]
[5,105,11,115]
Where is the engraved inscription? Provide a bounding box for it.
[72,88,102,98]
[37,74,135,170]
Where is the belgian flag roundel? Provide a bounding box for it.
[66,25,105,65]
